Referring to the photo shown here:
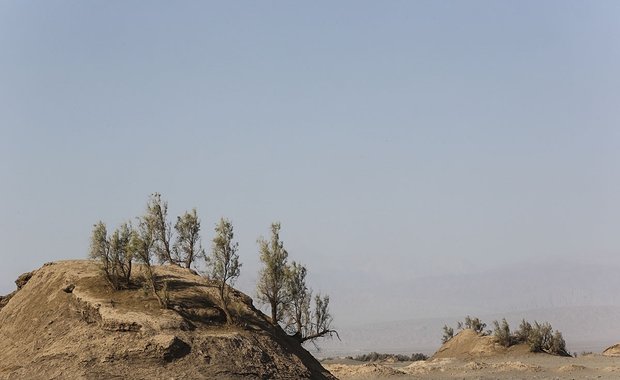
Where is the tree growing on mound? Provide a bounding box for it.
[284,261,338,343]
[441,316,490,344]
[89,221,133,290]
[257,222,289,326]
[131,217,169,308]
[441,325,455,343]
[145,193,175,265]
[285,261,311,338]
[173,208,205,269]
[207,218,241,324]
[493,318,512,347]
[256,223,338,344]
[457,315,488,335]
[144,193,203,269]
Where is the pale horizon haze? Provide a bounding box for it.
[1,1,619,334]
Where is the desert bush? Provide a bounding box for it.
[525,322,568,356]
[513,319,532,343]
[89,221,134,290]
[462,315,488,335]
[351,352,428,362]
[493,318,512,347]
[528,321,553,353]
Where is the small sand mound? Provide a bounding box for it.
[432,329,503,359]
[402,358,453,374]
[324,363,405,378]
[491,361,541,372]
[603,343,620,357]
[557,364,587,372]
[602,366,620,372]
[464,361,488,370]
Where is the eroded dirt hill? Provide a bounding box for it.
[432,329,531,359]
[0,260,336,380]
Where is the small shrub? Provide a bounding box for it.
[352,352,428,362]
[493,318,512,347]
[463,315,487,335]
[89,221,134,290]
[513,319,532,343]
[442,324,454,343]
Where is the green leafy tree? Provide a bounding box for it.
[257,222,289,326]
[173,208,204,269]
[207,218,241,323]
[89,221,112,281]
[131,217,169,308]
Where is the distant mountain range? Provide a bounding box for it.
[311,259,620,357]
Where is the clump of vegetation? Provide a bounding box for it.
[89,221,134,290]
[441,316,568,356]
[347,352,428,362]
[493,318,513,347]
[441,315,490,343]
[491,318,569,356]
[457,315,489,335]
[89,193,206,306]
[441,325,454,344]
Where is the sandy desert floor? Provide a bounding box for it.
[323,354,620,379]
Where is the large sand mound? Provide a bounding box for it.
[432,329,530,359]
[0,260,335,380]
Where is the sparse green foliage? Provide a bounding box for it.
[514,319,532,344]
[89,221,133,290]
[285,261,311,339]
[463,315,487,335]
[207,218,241,324]
[173,208,204,269]
[257,222,289,326]
[445,316,488,341]
[442,325,454,343]
[282,260,338,344]
[526,321,567,355]
[132,217,168,308]
[305,293,337,343]
[493,318,512,347]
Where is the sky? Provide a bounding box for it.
[1,1,619,327]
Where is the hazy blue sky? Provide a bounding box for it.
[1,1,619,326]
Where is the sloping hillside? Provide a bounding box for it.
[0,260,335,380]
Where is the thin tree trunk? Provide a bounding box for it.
[219,284,232,324]
[270,300,277,326]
